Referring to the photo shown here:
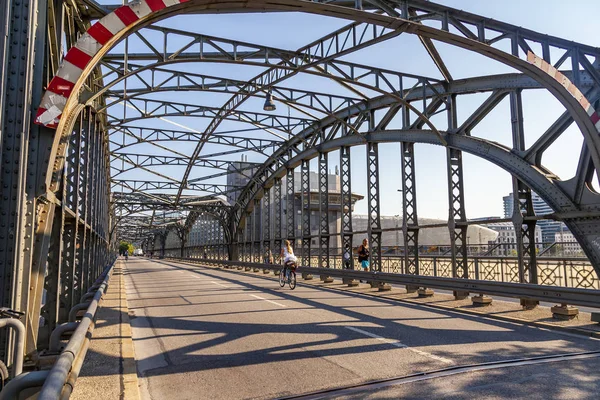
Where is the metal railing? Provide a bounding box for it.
[163,257,600,309]
[231,252,599,290]
[0,259,116,400]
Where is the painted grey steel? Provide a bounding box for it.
[38,262,114,400]
[340,146,353,269]
[5,0,600,386]
[301,160,311,266]
[49,322,79,353]
[318,152,330,268]
[0,371,50,400]
[173,257,600,308]
[402,142,419,275]
[0,319,24,377]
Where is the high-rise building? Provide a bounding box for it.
[502,192,563,244]
[226,159,261,205]
[226,163,364,249]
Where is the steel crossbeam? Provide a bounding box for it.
[6,0,600,380]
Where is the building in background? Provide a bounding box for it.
[226,158,261,205]
[227,163,364,249]
[554,227,583,256]
[486,222,543,256]
[351,215,499,254]
[502,192,563,244]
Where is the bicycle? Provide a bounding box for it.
[279,261,297,290]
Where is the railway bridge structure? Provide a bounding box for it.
[2,0,600,397]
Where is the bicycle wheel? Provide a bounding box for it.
[288,271,296,290]
[278,270,285,287]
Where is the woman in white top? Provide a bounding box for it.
[280,240,297,265]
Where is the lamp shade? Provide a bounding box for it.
[263,92,276,111]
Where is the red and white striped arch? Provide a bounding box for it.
[35,0,187,128]
[35,0,600,137]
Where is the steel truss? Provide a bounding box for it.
[5,0,600,380]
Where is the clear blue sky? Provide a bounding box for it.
[100,0,600,219]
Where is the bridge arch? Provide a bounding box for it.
[38,0,600,190]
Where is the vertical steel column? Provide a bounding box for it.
[85,118,97,284]
[402,143,419,275]
[254,199,261,262]
[71,113,84,304]
[510,89,538,284]
[263,187,271,260]
[59,117,82,319]
[301,160,311,267]
[39,204,63,349]
[340,146,353,269]
[273,178,282,259]
[318,153,330,268]
[246,210,252,262]
[366,142,382,272]
[0,0,48,362]
[286,168,295,247]
[79,109,91,293]
[446,95,468,279]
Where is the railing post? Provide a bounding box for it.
[301,159,313,279]
[318,151,332,283]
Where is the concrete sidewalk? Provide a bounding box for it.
[72,261,140,400]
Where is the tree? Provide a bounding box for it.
[119,241,135,255]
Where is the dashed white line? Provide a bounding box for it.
[345,326,407,348]
[250,294,287,307]
[345,326,453,364]
[211,281,229,288]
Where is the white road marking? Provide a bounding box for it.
[345,326,407,348]
[345,326,453,364]
[211,281,229,288]
[250,294,287,308]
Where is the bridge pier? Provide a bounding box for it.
[520,299,539,310]
[471,294,493,307]
[551,304,579,320]
[405,285,419,294]
[345,279,359,287]
[453,290,469,300]
[302,272,313,280]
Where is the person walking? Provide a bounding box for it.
[343,246,352,269]
[357,238,369,281]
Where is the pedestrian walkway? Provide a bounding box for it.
[72,262,140,400]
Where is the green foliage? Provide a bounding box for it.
[119,241,135,255]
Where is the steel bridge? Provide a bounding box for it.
[2,0,600,397]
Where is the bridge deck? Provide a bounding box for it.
[122,258,600,399]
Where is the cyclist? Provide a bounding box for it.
[280,240,297,280]
[124,250,129,261]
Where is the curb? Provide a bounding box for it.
[166,259,600,341]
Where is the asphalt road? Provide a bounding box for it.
[124,258,600,399]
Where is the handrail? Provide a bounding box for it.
[0,318,25,378]
[166,257,600,309]
[37,260,116,400]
